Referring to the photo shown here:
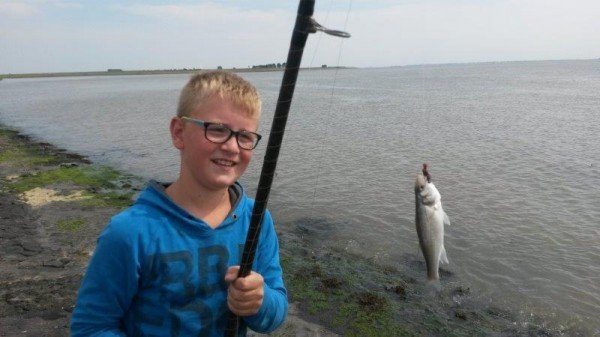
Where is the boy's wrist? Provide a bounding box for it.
[245,285,272,320]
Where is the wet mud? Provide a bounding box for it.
[0,131,115,337]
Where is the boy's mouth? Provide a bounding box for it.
[212,159,236,167]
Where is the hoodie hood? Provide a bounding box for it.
[134,180,249,235]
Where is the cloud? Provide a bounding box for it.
[102,3,299,68]
[51,1,83,10]
[2,0,600,73]
[113,3,291,26]
[0,0,81,18]
[0,2,40,16]
[337,0,600,66]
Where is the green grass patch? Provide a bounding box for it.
[0,148,24,163]
[0,145,59,166]
[280,243,416,336]
[6,165,134,209]
[0,129,63,166]
[80,191,134,208]
[9,166,121,193]
[0,128,19,138]
[344,303,412,337]
[56,218,86,231]
[2,128,137,210]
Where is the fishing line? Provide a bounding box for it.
[308,0,334,68]
[310,0,353,209]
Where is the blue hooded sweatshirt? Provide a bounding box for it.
[71,181,288,337]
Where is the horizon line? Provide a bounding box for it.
[2,57,598,79]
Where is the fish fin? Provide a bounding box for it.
[439,246,449,265]
[443,211,451,226]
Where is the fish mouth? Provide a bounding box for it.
[415,174,428,191]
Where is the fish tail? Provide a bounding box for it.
[439,245,449,265]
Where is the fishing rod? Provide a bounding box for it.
[225,0,350,335]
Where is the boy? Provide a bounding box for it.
[71,71,288,336]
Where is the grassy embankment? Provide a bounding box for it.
[0,126,591,337]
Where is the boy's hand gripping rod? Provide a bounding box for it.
[225,1,349,336]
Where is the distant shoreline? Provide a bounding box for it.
[3,58,598,80]
[0,66,349,80]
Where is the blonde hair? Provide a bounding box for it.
[177,70,261,119]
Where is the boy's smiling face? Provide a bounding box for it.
[172,95,258,192]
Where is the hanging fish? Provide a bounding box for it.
[414,163,451,282]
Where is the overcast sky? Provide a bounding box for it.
[1,0,599,74]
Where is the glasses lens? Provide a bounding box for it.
[205,124,231,143]
[237,131,259,150]
[204,122,259,150]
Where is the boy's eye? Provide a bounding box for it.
[237,132,254,143]
[207,124,230,137]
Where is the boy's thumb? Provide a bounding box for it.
[224,266,240,283]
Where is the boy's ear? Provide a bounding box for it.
[170,117,185,150]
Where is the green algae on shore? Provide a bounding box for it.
[0,129,63,167]
[7,166,136,209]
[10,166,120,192]
[56,218,87,232]
[279,219,594,337]
[1,128,138,209]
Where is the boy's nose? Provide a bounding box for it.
[220,135,240,153]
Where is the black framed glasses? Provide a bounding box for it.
[181,116,262,150]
